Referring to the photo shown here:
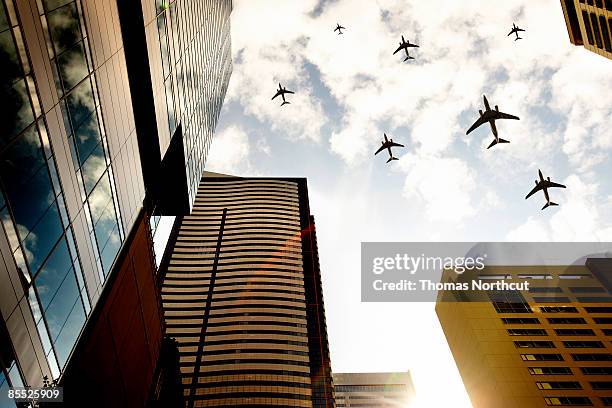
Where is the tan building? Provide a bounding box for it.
[160,172,334,407]
[333,372,415,407]
[437,258,612,408]
[560,0,612,59]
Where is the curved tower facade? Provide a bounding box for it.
[161,173,334,407]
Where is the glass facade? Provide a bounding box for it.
[153,0,233,207]
[37,0,125,280]
[1,0,232,391]
[0,0,91,379]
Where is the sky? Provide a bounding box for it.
[205,1,612,406]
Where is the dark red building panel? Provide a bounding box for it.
[59,210,163,407]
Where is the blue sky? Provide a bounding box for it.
[208,1,612,406]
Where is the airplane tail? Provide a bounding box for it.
[281,101,291,106]
[542,202,559,210]
[386,156,399,163]
[403,56,415,62]
[487,138,510,149]
[515,36,522,41]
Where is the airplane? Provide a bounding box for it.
[271,83,294,106]
[334,23,346,35]
[525,169,566,210]
[375,133,405,163]
[466,95,520,149]
[508,23,525,41]
[393,35,419,62]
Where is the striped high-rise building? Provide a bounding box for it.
[437,258,612,408]
[560,0,612,59]
[160,172,335,407]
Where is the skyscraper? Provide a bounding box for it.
[0,0,231,403]
[333,372,415,407]
[160,172,335,407]
[436,258,612,408]
[560,0,612,60]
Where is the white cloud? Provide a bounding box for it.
[206,125,251,174]
[400,155,478,223]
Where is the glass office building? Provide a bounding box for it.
[160,173,335,408]
[0,0,232,399]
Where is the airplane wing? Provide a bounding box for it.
[284,90,295,95]
[507,29,514,36]
[389,142,404,148]
[518,28,525,32]
[374,145,386,155]
[525,183,543,199]
[407,43,419,48]
[543,180,566,189]
[466,116,488,135]
[495,111,520,121]
[339,25,346,30]
[393,44,404,55]
[271,90,282,100]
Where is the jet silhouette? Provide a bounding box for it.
[375,133,405,163]
[393,35,419,62]
[334,23,346,35]
[508,23,525,41]
[525,169,566,210]
[271,83,294,106]
[466,95,520,149]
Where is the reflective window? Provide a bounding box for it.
[0,0,91,379]
[56,41,88,93]
[0,126,63,273]
[88,173,120,274]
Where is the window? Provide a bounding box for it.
[583,11,595,45]
[521,354,563,361]
[563,341,604,348]
[544,396,592,406]
[502,318,540,324]
[537,382,581,390]
[590,382,612,390]
[547,318,586,324]
[581,367,612,375]
[541,306,578,313]
[515,341,555,348]
[508,329,547,336]
[590,13,604,49]
[518,274,553,280]
[554,328,595,336]
[489,290,532,313]
[585,307,612,313]
[572,354,612,361]
[528,367,572,375]
[569,287,606,293]
[530,287,563,293]
[602,397,612,406]
[533,297,571,303]
[578,297,612,303]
